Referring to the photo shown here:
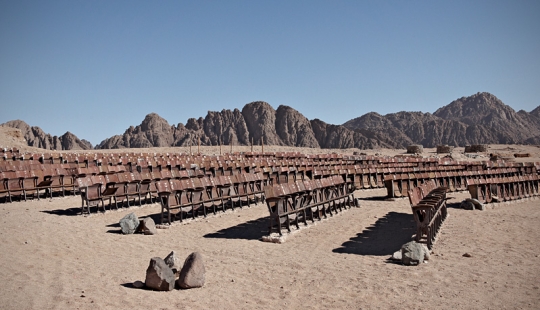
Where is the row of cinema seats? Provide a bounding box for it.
[467,175,540,203]
[385,168,532,198]
[155,174,266,224]
[407,180,448,250]
[76,169,268,218]
[264,175,356,235]
[0,168,79,202]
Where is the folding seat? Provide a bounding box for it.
[200,177,220,215]
[320,178,336,216]
[234,174,251,207]
[138,171,156,204]
[190,177,206,218]
[77,176,103,214]
[125,171,142,206]
[509,176,518,200]
[92,175,118,210]
[33,168,54,199]
[19,170,38,200]
[501,177,512,201]
[216,175,233,210]
[532,175,539,196]
[519,176,529,198]
[384,175,399,198]
[359,168,369,189]
[163,179,189,223]
[176,177,197,219]
[479,179,491,203]
[289,182,309,227]
[228,175,243,208]
[373,169,383,188]
[105,173,130,207]
[243,173,258,204]
[264,183,291,235]
[0,172,10,203]
[5,171,24,202]
[156,180,175,224]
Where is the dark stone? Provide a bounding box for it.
[145,257,175,291]
[177,252,205,289]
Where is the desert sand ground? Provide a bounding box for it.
[1,126,539,309]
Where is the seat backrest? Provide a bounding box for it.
[156,180,171,194]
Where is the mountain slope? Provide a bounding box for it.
[0,120,92,150]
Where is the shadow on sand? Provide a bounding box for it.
[332,211,415,256]
[41,208,81,216]
[203,217,269,240]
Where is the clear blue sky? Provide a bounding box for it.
[1,0,539,146]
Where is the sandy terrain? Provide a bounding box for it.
[1,127,540,309]
[0,189,539,309]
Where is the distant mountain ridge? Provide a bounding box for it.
[2,92,539,150]
[0,120,92,151]
[344,92,540,147]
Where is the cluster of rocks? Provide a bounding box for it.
[391,241,430,266]
[119,213,157,235]
[406,145,423,154]
[436,145,454,154]
[141,251,205,291]
[465,144,488,153]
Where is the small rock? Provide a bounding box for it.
[164,251,181,274]
[391,251,402,261]
[464,198,485,211]
[139,217,157,235]
[401,241,428,266]
[145,257,175,291]
[177,252,206,289]
[119,213,139,234]
[463,253,472,258]
[133,280,145,288]
[460,200,475,210]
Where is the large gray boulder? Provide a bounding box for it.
[401,241,429,266]
[177,252,206,289]
[119,213,139,234]
[145,257,176,291]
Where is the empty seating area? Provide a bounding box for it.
[264,175,356,235]
[407,180,448,249]
[467,175,540,203]
[1,150,538,238]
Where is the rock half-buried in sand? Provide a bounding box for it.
[145,257,175,291]
[401,241,429,266]
[177,252,206,289]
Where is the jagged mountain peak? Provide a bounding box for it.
[433,92,516,124]
[3,92,539,151]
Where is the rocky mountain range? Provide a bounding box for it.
[2,92,539,151]
[0,120,92,151]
